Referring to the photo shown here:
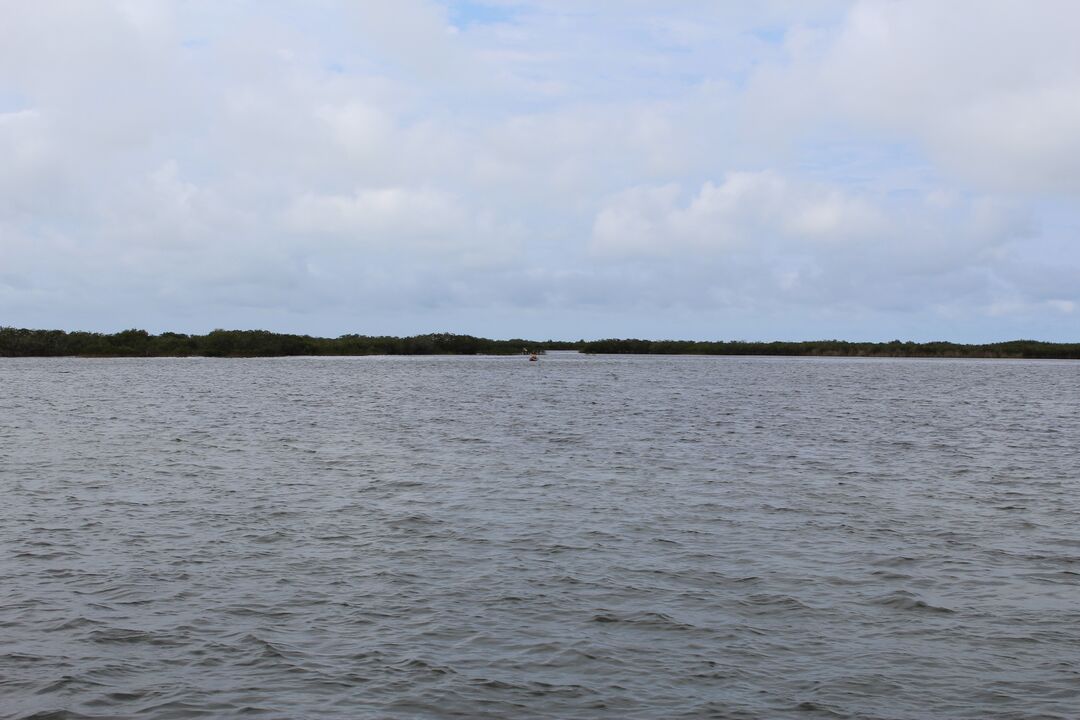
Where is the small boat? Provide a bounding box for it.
[529,353,538,361]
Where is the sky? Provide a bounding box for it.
[1,0,1078,342]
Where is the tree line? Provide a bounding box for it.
[578,338,1080,359]
[0,328,575,357]
[1,327,1079,359]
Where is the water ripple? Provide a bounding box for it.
[2,355,1079,719]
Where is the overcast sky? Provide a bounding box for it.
[2,1,1078,341]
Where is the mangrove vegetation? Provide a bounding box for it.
[1,327,1079,359]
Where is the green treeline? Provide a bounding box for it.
[579,338,1080,359]
[0,328,576,357]
[1,327,1079,359]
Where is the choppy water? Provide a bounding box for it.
[2,354,1079,719]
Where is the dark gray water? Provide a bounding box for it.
[2,354,1079,719]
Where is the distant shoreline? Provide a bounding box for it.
[2,327,1079,359]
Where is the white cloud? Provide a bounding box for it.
[589,171,1044,323]
[754,0,1080,196]
[285,186,519,265]
[591,172,885,256]
[289,187,465,238]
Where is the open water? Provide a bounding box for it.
[2,354,1079,719]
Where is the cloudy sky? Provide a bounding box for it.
[2,1,1078,341]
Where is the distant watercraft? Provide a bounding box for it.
[529,353,538,361]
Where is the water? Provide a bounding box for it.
[2,354,1079,719]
